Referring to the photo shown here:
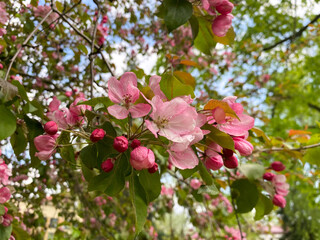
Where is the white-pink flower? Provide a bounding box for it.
[0,187,11,204]
[34,135,56,160]
[272,175,289,196]
[107,72,151,119]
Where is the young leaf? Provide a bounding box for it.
[203,124,235,151]
[194,17,216,55]
[239,163,265,181]
[0,105,16,141]
[138,169,161,203]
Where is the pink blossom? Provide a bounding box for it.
[214,0,234,15]
[211,96,255,136]
[168,147,198,169]
[94,196,107,206]
[0,187,10,203]
[224,226,246,240]
[212,14,233,37]
[101,159,114,172]
[0,159,11,185]
[109,213,117,227]
[2,213,12,227]
[44,121,58,135]
[65,91,72,97]
[145,96,199,145]
[0,3,8,25]
[12,175,28,182]
[190,179,202,190]
[34,135,56,160]
[0,63,2,69]
[0,28,6,36]
[263,172,275,181]
[161,185,174,197]
[233,137,253,156]
[273,194,286,208]
[205,142,224,170]
[90,129,105,142]
[130,146,155,170]
[55,64,64,72]
[33,5,59,24]
[107,72,151,119]
[272,175,289,196]
[223,154,238,169]
[271,161,286,171]
[149,75,167,100]
[113,136,128,152]
[130,139,141,149]
[69,97,92,121]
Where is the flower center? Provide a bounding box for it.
[154,117,169,129]
[122,94,133,108]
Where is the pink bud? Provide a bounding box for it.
[271,161,286,172]
[148,162,158,173]
[212,14,233,37]
[101,159,114,172]
[2,214,13,227]
[215,0,234,15]
[190,179,202,190]
[233,137,253,156]
[0,63,3,69]
[272,194,286,208]
[130,146,155,170]
[11,35,17,42]
[44,121,58,135]
[205,155,224,170]
[263,172,275,181]
[65,91,72,97]
[102,15,108,23]
[131,139,141,149]
[113,136,128,152]
[223,155,238,169]
[222,148,234,158]
[90,129,106,143]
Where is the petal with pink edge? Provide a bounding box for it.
[107,105,129,119]
[120,72,137,87]
[108,77,125,104]
[129,103,151,118]
[168,147,199,169]
[145,120,159,138]
[149,75,167,100]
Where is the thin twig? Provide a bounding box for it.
[263,14,320,51]
[4,9,53,81]
[89,2,100,98]
[51,5,115,76]
[227,173,244,240]
[255,142,320,153]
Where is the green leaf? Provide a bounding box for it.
[213,27,235,46]
[191,189,204,202]
[303,147,320,167]
[203,124,235,151]
[81,162,95,182]
[88,154,130,196]
[198,161,213,185]
[138,169,161,203]
[239,163,265,181]
[163,0,193,32]
[231,179,259,213]
[0,79,18,101]
[0,105,16,140]
[95,137,117,166]
[10,125,27,157]
[194,18,216,55]
[100,121,117,138]
[79,97,112,108]
[77,44,88,55]
[198,184,219,195]
[189,15,199,40]
[254,193,273,220]
[57,131,75,165]
[180,166,198,179]
[11,80,29,101]
[160,73,195,100]
[24,115,44,166]
[0,225,12,240]
[80,144,98,169]
[130,174,148,235]
[0,205,5,215]
[55,1,64,12]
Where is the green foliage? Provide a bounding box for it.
[194,18,216,55]
[254,193,273,220]
[231,179,259,213]
[162,0,193,32]
[0,225,12,240]
[239,163,265,181]
[138,170,161,203]
[0,105,16,141]
[203,124,235,151]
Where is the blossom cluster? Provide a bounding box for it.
[0,150,13,228]
[202,0,235,37]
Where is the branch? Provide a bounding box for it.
[89,2,100,98]
[51,5,115,76]
[263,14,320,51]
[308,102,320,112]
[255,142,320,153]
[4,9,53,81]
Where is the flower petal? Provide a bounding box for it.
[168,147,199,169]
[108,77,124,104]
[129,103,151,118]
[107,105,129,119]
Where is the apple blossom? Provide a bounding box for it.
[44,121,58,135]
[190,179,202,190]
[113,136,129,152]
[0,187,10,203]
[90,129,106,143]
[34,135,56,160]
[107,72,151,119]
[212,14,233,37]
[273,194,286,208]
[233,137,253,156]
[130,146,155,170]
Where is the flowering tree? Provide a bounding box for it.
[0,0,320,239]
